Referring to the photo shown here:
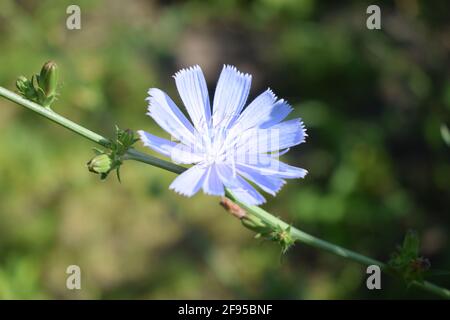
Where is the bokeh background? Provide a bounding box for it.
[0,0,449,299]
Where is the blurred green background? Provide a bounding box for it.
[0,0,449,299]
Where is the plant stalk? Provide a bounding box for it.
[1,86,449,299]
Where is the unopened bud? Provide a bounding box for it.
[38,61,59,96]
[220,197,246,219]
[87,154,112,174]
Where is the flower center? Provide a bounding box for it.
[204,143,224,164]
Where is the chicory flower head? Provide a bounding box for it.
[138,65,307,205]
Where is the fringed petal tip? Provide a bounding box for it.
[280,165,308,179]
[297,168,308,179]
[146,88,161,101]
[267,179,287,197]
[287,118,308,144]
[297,118,308,144]
[169,185,193,197]
[169,182,226,198]
[284,101,294,115]
[222,64,252,82]
[299,118,308,139]
[145,89,163,113]
[169,175,201,197]
[265,87,278,101]
[172,65,202,79]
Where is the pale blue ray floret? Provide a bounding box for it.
[138,65,308,205]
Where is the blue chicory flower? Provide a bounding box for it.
[138,65,307,205]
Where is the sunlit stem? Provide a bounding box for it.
[1,85,449,299]
[0,87,183,174]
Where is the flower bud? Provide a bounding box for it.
[38,61,59,97]
[220,197,246,219]
[87,154,113,174]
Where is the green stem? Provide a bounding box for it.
[1,85,449,299]
[0,87,109,147]
[226,191,450,299]
[228,190,382,266]
[0,87,183,174]
[124,148,186,175]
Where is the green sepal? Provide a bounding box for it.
[270,225,296,254]
[388,230,431,285]
[86,126,137,182]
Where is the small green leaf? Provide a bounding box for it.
[388,230,430,285]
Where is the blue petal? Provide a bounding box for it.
[212,65,252,130]
[215,164,266,205]
[202,164,224,195]
[138,132,203,164]
[236,119,306,154]
[237,154,308,179]
[235,164,285,196]
[169,164,208,197]
[233,89,292,133]
[171,143,204,164]
[138,130,176,158]
[174,66,211,133]
[146,88,198,147]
